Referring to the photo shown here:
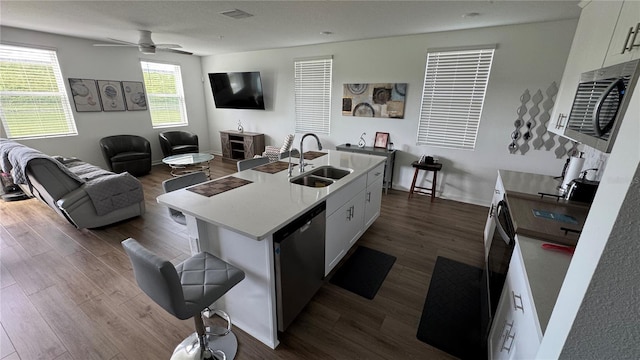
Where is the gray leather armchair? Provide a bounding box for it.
[99,135,151,177]
[159,131,199,158]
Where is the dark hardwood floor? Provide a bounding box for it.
[0,157,487,360]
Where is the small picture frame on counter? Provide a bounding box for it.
[374,132,389,149]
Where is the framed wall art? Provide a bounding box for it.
[122,81,148,111]
[97,80,125,111]
[374,132,390,149]
[343,83,407,118]
[68,78,101,112]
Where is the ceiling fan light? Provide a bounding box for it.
[139,45,155,54]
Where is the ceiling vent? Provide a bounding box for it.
[219,9,254,20]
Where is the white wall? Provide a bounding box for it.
[201,19,578,205]
[0,27,210,170]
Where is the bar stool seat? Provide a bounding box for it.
[408,161,443,202]
[122,238,245,360]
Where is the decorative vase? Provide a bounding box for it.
[358,132,366,148]
[237,120,244,133]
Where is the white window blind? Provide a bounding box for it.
[140,61,188,128]
[417,47,495,150]
[294,56,332,135]
[0,44,77,139]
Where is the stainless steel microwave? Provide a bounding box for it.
[564,59,640,153]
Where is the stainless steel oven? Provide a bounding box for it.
[481,198,516,342]
[564,59,640,153]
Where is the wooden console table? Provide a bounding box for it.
[335,144,396,193]
[220,130,265,161]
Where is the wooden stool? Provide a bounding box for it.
[408,161,442,202]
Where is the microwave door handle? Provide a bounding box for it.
[593,78,625,136]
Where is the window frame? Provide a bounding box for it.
[0,43,77,140]
[140,60,189,129]
[416,45,496,150]
[294,56,333,135]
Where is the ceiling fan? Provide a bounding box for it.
[93,30,192,55]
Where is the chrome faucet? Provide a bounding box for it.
[299,133,323,173]
[287,147,298,177]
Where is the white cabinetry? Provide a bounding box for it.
[488,241,542,360]
[603,1,640,67]
[325,163,384,276]
[547,1,622,137]
[364,163,384,229]
[325,174,366,275]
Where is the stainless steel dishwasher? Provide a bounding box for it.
[273,201,326,331]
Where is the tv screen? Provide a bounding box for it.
[209,72,265,110]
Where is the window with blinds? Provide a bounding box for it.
[417,47,495,150]
[294,56,333,135]
[0,44,77,139]
[140,61,188,128]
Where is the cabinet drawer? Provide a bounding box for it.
[367,163,385,187]
[326,174,366,216]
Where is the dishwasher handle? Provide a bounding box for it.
[273,201,326,242]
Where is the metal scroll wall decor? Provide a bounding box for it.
[507,82,578,158]
[342,83,407,118]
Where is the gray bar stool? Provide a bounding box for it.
[122,238,245,360]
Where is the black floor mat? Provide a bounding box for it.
[329,246,396,300]
[417,256,485,360]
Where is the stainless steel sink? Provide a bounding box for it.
[308,166,352,180]
[290,175,334,188]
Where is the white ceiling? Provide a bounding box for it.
[0,1,582,56]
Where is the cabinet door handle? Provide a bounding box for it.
[555,113,567,129]
[622,26,635,54]
[500,321,515,353]
[346,207,352,221]
[351,205,355,219]
[366,191,372,202]
[512,291,525,313]
[489,203,495,218]
[501,331,516,353]
[375,172,382,176]
[629,22,640,52]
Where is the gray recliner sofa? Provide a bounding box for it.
[1,139,145,229]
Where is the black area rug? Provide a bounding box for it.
[329,246,396,300]
[417,256,485,360]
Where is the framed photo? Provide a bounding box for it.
[68,78,101,112]
[122,81,148,111]
[97,80,125,111]
[374,132,390,149]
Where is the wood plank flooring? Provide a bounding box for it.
[0,157,487,360]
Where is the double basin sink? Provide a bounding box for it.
[290,166,352,188]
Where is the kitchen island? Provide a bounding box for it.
[156,150,386,349]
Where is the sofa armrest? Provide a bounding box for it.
[56,187,91,213]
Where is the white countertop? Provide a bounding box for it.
[517,235,572,334]
[500,170,563,197]
[157,150,386,240]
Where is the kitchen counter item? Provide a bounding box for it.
[561,154,585,190]
[565,177,600,203]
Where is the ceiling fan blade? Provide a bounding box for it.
[158,48,193,55]
[93,38,138,47]
[154,44,182,49]
[93,43,137,47]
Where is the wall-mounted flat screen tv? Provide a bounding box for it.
[209,72,265,110]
